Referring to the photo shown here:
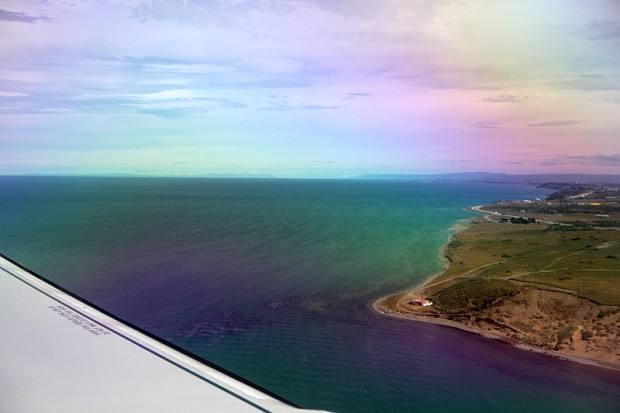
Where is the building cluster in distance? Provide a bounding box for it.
[538,183,620,203]
[485,182,620,229]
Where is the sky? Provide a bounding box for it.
[1,0,619,178]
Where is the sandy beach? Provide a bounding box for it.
[373,297,620,373]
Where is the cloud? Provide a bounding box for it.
[474,73,620,92]
[0,91,28,97]
[573,20,620,41]
[259,104,341,112]
[142,62,233,74]
[393,65,514,91]
[126,95,247,117]
[0,9,53,23]
[471,121,501,129]
[545,73,620,91]
[540,154,620,167]
[128,0,343,30]
[526,120,586,127]
[301,105,342,110]
[345,93,372,100]
[395,71,498,91]
[1,0,619,177]
[608,96,620,104]
[259,104,295,112]
[480,94,521,103]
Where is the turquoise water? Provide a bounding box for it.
[1,176,618,412]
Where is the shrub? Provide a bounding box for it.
[557,325,577,342]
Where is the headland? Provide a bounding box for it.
[375,182,620,372]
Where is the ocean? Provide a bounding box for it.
[1,176,619,413]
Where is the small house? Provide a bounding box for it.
[409,298,433,307]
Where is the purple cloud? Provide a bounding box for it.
[526,120,585,127]
[393,65,507,91]
[345,93,372,100]
[480,95,521,103]
[0,9,53,23]
[471,121,501,129]
[540,154,620,167]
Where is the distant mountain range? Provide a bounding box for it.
[11,173,278,179]
[6,172,619,183]
[354,172,620,184]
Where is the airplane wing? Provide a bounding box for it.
[0,254,329,413]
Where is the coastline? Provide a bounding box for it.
[371,216,476,308]
[372,209,620,374]
[373,298,620,374]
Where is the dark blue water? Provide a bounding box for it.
[1,176,618,412]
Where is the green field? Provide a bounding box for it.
[427,218,620,305]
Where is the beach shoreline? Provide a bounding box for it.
[370,215,476,309]
[373,298,620,374]
[372,208,620,374]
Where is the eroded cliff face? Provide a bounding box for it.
[430,287,620,367]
